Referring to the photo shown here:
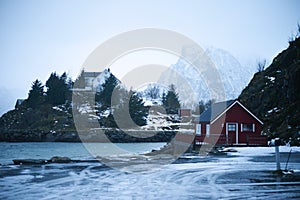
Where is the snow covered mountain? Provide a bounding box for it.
[158,47,254,108]
[205,47,254,98]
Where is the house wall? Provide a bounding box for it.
[212,103,262,144]
[84,77,94,89]
[195,102,264,145]
[179,109,191,117]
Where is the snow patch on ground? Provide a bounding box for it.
[266,76,276,83]
[227,146,300,157]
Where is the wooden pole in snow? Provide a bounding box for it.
[275,139,281,171]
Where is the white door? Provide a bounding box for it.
[226,122,239,144]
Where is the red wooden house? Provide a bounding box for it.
[194,99,267,146]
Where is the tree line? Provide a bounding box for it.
[26,72,72,109]
[22,71,182,129]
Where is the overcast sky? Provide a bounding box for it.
[0,0,299,115]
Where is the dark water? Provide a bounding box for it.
[0,142,166,165]
[1,143,300,199]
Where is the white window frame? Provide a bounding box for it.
[241,123,255,132]
[206,124,210,136]
[196,124,201,135]
[227,123,236,131]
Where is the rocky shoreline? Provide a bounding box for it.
[0,129,178,143]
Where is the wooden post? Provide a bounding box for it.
[246,135,249,146]
[275,139,281,171]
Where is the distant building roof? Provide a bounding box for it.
[84,72,101,77]
[196,99,263,125]
[197,99,235,122]
[15,99,25,109]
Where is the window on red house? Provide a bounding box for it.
[228,123,236,131]
[242,123,254,132]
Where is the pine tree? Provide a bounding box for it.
[60,72,72,103]
[196,100,206,115]
[95,73,120,127]
[27,79,44,108]
[128,90,148,126]
[46,73,60,105]
[45,72,71,106]
[95,73,119,111]
[74,69,85,89]
[112,90,149,128]
[162,84,181,114]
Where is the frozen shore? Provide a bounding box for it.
[1,146,300,199]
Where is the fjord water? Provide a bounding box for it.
[1,143,300,199]
[0,142,166,165]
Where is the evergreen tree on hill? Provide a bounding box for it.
[162,84,181,114]
[128,91,148,126]
[27,79,44,108]
[114,90,148,128]
[195,99,216,114]
[95,73,149,128]
[95,73,119,112]
[95,73,119,126]
[196,100,206,115]
[74,69,85,89]
[46,72,72,106]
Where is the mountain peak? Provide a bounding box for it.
[159,47,254,108]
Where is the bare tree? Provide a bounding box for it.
[257,59,266,72]
[145,84,160,99]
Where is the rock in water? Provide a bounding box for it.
[13,159,48,165]
[50,156,72,163]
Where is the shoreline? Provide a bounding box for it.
[0,129,179,143]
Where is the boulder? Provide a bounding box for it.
[13,159,48,165]
[50,156,72,163]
